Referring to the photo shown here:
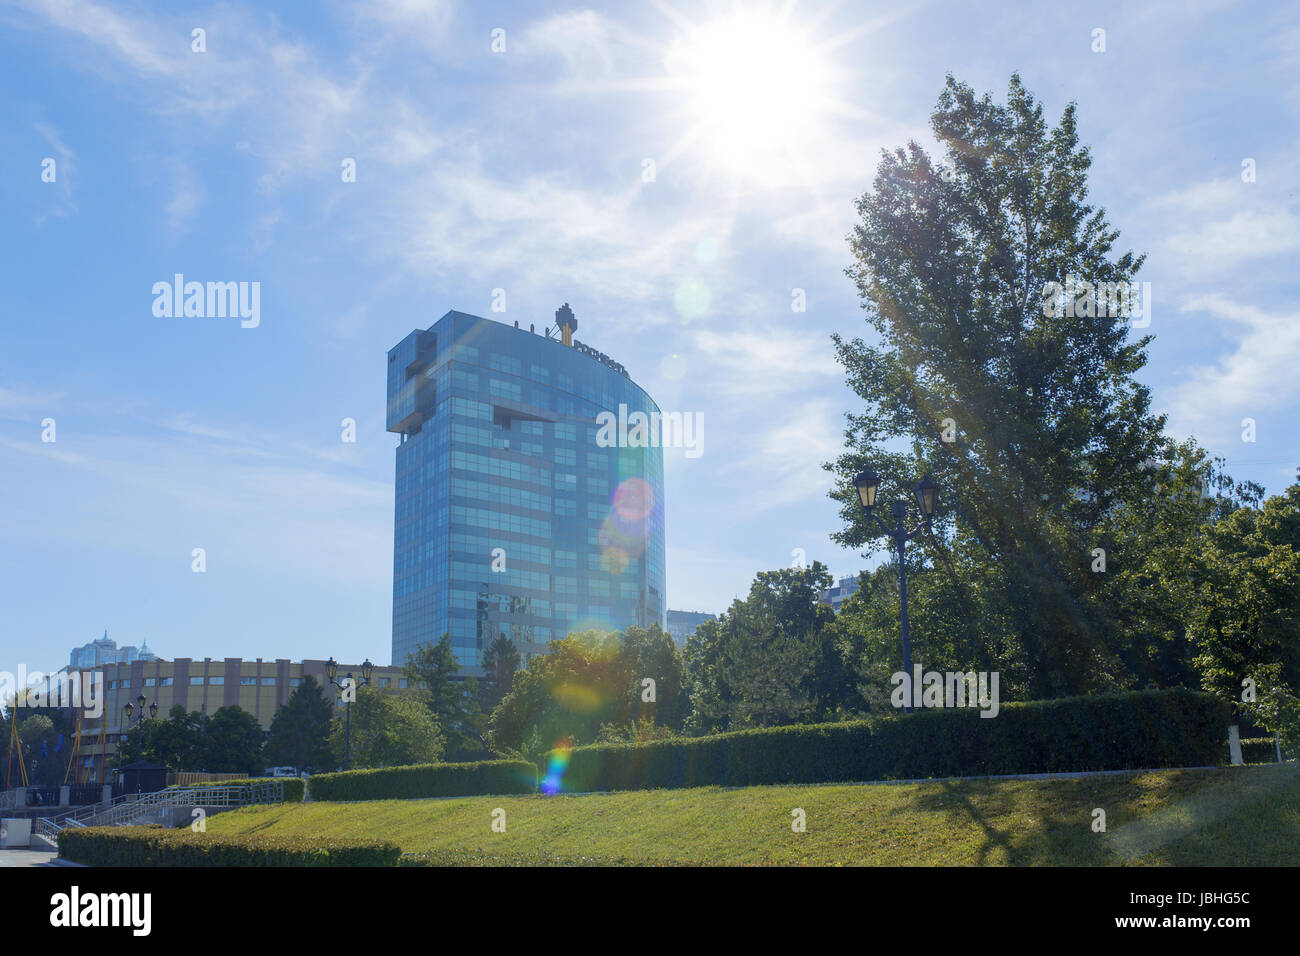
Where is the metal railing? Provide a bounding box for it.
[33,781,285,848]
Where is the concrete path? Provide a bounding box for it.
[0,848,63,867]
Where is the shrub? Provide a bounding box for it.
[58,827,399,866]
[167,777,306,803]
[310,759,537,801]
[1241,737,1280,764]
[552,688,1231,792]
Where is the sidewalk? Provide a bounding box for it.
[0,848,64,867]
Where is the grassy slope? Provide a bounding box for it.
[206,763,1299,865]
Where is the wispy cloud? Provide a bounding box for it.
[34,120,76,221]
[1166,294,1300,444]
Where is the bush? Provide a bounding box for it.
[551,688,1231,792]
[310,759,537,801]
[167,777,306,803]
[1241,737,1280,764]
[58,827,399,866]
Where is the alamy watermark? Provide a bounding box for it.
[891,665,1000,718]
[595,404,703,459]
[0,667,104,718]
[152,274,260,328]
[1041,276,1150,328]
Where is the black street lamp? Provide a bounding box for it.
[122,695,157,794]
[325,657,373,771]
[123,695,158,729]
[852,469,940,713]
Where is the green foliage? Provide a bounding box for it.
[203,706,267,774]
[685,563,841,733]
[405,634,483,754]
[829,73,1168,699]
[117,704,263,773]
[553,689,1229,792]
[58,826,399,866]
[146,707,206,771]
[1092,440,1263,689]
[309,759,537,801]
[329,686,444,769]
[488,625,685,751]
[264,675,334,772]
[10,713,67,786]
[1188,483,1300,748]
[479,633,521,714]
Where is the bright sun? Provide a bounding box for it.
[662,10,839,184]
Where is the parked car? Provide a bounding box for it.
[263,766,299,778]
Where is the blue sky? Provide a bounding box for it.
[1,0,1297,674]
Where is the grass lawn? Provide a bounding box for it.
[205,763,1299,865]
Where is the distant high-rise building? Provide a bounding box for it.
[666,609,715,645]
[818,575,861,612]
[387,308,667,673]
[69,630,160,668]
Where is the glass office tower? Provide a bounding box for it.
[387,309,667,672]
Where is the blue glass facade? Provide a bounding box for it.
[387,311,667,672]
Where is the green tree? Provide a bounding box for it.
[265,675,334,771]
[330,686,444,768]
[684,563,839,733]
[148,706,206,770]
[1188,481,1300,749]
[488,631,636,752]
[479,634,521,714]
[405,634,483,755]
[828,74,1167,699]
[202,706,266,774]
[621,624,687,731]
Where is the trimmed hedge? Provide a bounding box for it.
[58,826,399,866]
[167,777,306,803]
[1241,737,1281,764]
[310,759,537,802]
[551,688,1231,793]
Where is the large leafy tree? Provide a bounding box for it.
[1094,440,1263,689]
[828,74,1166,699]
[684,563,840,733]
[1188,480,1300,748]
[265,675,334,771]
[405,635,483,755]
[331,686,444,768]
[487,630,645,753]
[203,706,266,774]
[148,706,206,770]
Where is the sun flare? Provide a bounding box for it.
[662,9,839,184]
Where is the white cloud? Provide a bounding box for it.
[727,399,843,512]
[1166,293,1300,443]
[1149,174,1300,280]
[689,327,841,396]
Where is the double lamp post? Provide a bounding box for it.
[851,468,940,714]
[326,657,373,771]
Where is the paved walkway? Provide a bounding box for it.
[0,848,63,867]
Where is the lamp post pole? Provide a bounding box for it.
[326,658,373,771]
[852,470,940,714]
[122,696,157,794]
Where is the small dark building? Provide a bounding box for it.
[114,761,167,797]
